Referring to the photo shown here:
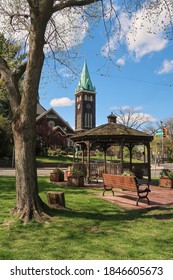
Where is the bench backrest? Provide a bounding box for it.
[103,173,137,192]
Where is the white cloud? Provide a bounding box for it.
[126,7,168,61]
[157,59,173,74]
[102,1,172,61]
[111,105,143,111]
[50,97,75,107]
[116,57,126,65]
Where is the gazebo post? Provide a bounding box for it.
[146,142,151,182]
[86,141,91,183]
[129,144,133,172]
[120,140,124,174]
[103,144,107,173]
[73,144,76,163]
[81,144,85,163]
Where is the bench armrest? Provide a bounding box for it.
[135,177,151,192]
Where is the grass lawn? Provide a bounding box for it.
[0,176,173,260]
[36,155,142,164]
[36,155,73,164]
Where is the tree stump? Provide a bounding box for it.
[47,191,66,207]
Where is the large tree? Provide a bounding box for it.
[0,0,173,222]
[0,0,101,223]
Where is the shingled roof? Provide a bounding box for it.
[71,122,153,144]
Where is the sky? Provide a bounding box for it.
[2,0,172,131]
[37,1,173,131]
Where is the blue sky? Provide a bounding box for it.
[38,2,173,130]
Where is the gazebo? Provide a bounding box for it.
[71,113,153,182]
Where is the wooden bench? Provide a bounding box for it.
[102,173,151,206]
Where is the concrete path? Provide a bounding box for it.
[0,167,56,176]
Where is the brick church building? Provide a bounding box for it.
[36,60,96,152]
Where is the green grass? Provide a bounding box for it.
[36,155,74,164]
[36,155,142,164]
[0,176,173,260]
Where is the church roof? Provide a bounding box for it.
[76,60,96,93]
[36,108,75,135]
[36,102,46,116]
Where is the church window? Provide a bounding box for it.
[48,120,55,128]
[85,113,92,127]
[76,114,81,129]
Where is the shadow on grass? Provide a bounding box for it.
[46,203,173,224]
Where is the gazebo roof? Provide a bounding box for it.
[71,122,153,145]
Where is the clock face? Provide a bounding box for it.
[86,103,91,109]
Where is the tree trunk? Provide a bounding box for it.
[10,4,53,223]
[12,118,49,223]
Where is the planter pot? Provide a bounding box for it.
[64,170,71,181]
[159,177,173,188]
[67,176,84,187]
[50,172,64,182]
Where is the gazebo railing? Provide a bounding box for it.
[83,162,150,181]
[89,163,122,180]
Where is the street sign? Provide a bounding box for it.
[155,131,163,136]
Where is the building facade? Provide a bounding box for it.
[36,104,75,153]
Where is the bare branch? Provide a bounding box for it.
[53,0,99,13]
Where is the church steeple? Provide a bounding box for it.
[76,60,96,92]
[75,60,96,133]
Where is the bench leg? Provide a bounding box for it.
[136,197,139,206]
[103,188,115,196]
[136,196,150,206]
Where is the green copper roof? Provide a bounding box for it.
[76,60,96,92]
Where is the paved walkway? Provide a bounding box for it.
[94,185,173,210]
[0,167,64,176]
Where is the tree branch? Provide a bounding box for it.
[13,62,27,82]
[0,56,21,112]
[53,0,99,13]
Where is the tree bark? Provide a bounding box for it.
[12,117,49,223]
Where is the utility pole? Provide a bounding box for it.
[160,121,164,159]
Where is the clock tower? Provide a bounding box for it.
[75,60,96,133]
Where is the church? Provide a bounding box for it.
[36,60,96,151]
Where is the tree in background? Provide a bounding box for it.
[0,1,173,222]
[114,106,155,130]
